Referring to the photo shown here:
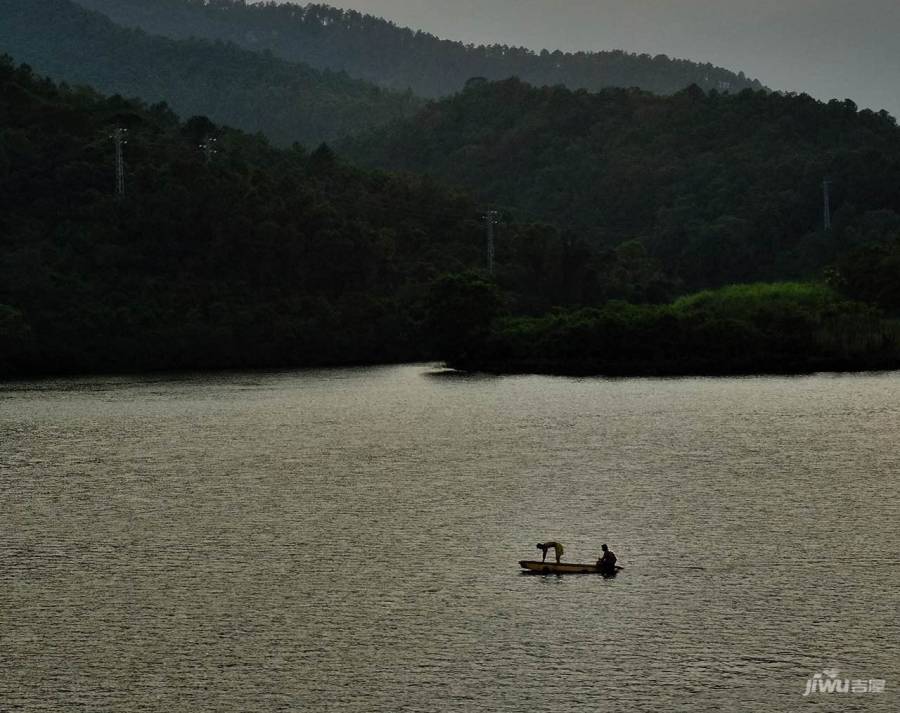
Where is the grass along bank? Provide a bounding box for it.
[446,283,900,376]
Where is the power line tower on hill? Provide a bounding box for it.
[110,127,127,197]
[200,136,218,163]
[483,210,501,274]
[823,179,832,231]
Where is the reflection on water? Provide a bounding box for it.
[1,365,898,712]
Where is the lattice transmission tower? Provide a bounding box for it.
[110,127,127,197]
[483,210,501,274]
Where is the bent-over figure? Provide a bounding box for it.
[536,541,564,563]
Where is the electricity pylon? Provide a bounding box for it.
[483,210,501,274]
[110,127,127,197]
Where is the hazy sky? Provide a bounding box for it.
[291,0,900,118]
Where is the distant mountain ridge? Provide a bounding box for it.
[0,0,420,146]
[4,59,899,379]
[73,0,766,97]
[342,78,900,289]
[0,57,478,376]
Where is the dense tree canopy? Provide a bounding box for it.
[343,79,900,290]
[457,283,900,376]
[832,216,900,313]
[0,59,469,375]
[0,0,420,147]
[3,61,899,378]
[0,60,684,377]
[73,0,764,98]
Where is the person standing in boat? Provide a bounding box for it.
[597,544,617,573]
[536,541,564,563]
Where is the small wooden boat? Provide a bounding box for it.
[519,560,623,575]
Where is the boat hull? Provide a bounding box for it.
[519,560,622,575]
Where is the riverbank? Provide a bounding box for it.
[6,281,900,382]
[443,283,900,379]
[447,355,900,378]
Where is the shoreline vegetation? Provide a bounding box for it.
[448,359,900,379]
[4,359,900,384]
[3,60,900,382]
[438,282,900,378]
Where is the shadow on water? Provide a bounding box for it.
[518,571,621,580]
[422,368,502,381]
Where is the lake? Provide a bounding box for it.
[1,365,898,712]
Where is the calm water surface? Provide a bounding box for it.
[1,365,898,712]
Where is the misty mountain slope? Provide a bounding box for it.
[0,57,702,377]
[72,0,764,97]
[3,59,898,378]
[341,79,900,287]
[0,0,420,146]
[0,57,481,376]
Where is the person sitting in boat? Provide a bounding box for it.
[536,541,564,563]
[597,544,617,573]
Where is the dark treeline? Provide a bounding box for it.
[0,59,467,376]
[433,280,900,375]
[73,0,764,98]
[831,212,900,313]
[343,79,900,292]
[3,62,900,379]
[0,60,674,378]
[0,0,420,147]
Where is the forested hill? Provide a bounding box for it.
[72,0,764,98]
[342,79,900,290]
[0,58,671,376]
[0,0,420,147]
[0,58,688,377]
[0,58,479,376]
[2,60,899,378]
